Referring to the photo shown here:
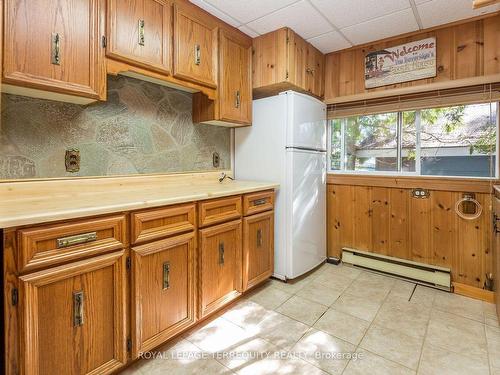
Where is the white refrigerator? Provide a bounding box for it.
[235,91,326,280]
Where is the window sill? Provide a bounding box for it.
[326,173,498,193]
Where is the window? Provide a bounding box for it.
[328,103,498,178]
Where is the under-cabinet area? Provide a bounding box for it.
[1,176,276,374]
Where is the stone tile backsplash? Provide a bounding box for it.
[0,76,230,179]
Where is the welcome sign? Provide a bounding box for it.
[364,37,436,89]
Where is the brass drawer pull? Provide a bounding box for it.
[163,262,170,290]
[218,242,225,265]
[256,229,263,247]
[235,90,241,108]
[51,33,61,65]
[194,44,201,65]
[73,291,84,327]
[138,19,145,46]
[253,198,267,206]
[56,232,97,248]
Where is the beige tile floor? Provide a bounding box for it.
[122,263,500,375]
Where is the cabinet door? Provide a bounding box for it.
[199,220,242,318]
[289,31,308,90]
[307,45,325,97]
[107,0,172,74]
[173,3,218,88]
[494,197,500,320]
[131,232,196,357]
[306,44,325,98]
[3,0,106,100]
[18,251,127,375]
[243,211,274,291]
[219,30,252,125]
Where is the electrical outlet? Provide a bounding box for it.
[65,149,80,172]
[411,188,430,199]
[212,152,220,168]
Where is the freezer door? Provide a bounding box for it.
[285,148,326,279]
[284,91,326,151]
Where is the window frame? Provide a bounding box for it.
[327,102,500,179]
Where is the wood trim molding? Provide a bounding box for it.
[453,282,495,303]
[327,173,497,193]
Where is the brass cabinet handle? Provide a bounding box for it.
[494,213,500,234]
[56,232,97,248]
[51,33,61,65]
[194,44,201,65]
[163,262,170,290]
[138,19,145,46]
[256,229,263,247]
[73,291,84,327]
[235,90,241,108]
[218,242,225,265]
[253,198,267,206]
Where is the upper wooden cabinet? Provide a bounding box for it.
[107,0,172,74]
[252,27,325,100]
[173,2,218,88]
[306,43,325,98]
[193,29,252,126]
[218,29,252,124]
[18,251,127,375]
[2,0,106,103]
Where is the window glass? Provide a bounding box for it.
[402,111,417,173]
[328,102,498,178]
[344,113,398,172]
[330,119,342,170]
[420,104,496,177]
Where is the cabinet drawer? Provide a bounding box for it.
[17,215,127,273]
[131,203,196,244]
[243,190,274,216]
[199,196,242,228]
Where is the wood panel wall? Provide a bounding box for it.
[327,183,492,288]
[325,14,500,103]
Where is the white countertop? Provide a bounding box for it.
[0,172,279,228]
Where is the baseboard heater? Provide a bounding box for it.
[342,248,451,291]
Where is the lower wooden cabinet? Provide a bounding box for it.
[494,195,500,320]
[199,219,242,318]
[131,231,196,357]
[18,250,127,375]
[243,211,274,291]
[4,191,274,374]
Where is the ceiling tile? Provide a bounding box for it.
[307,31,352,53]
[310,0,411,29]
[202,0,299,24]
[417,0,500,28]
[246,0,333,40]
[238,25,260,38]
[188,0,241,27]
[341,8,419,45]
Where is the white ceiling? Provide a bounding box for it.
[189,0,500,53]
